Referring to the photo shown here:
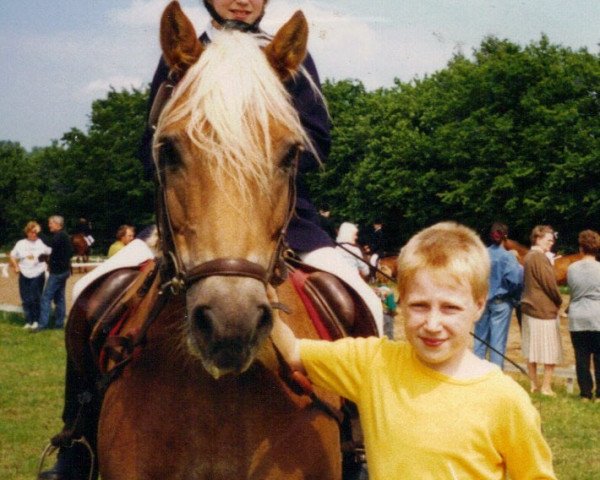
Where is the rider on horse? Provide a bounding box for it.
[73,218,94,247]
[39,2,381,479]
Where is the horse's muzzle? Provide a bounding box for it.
[185,278,273,377]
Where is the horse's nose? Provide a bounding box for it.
[191,303,273,341]
[189,301,273,373]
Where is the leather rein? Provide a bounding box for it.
[149,73,297,297]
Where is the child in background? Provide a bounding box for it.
[271,221,556,479]
[372,265,397,339]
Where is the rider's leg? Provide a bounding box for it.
[39,356,100,480]
[300,247,384,336]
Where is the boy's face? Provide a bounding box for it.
[402,270,485,375]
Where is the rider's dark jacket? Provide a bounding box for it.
[138,31,334,253]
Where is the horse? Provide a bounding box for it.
[503,237,583,285]
[71,233,91,273]
[71,233,90,263]
[92,3,342,479]
[501,238,528,265]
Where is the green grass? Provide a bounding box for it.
[1,311,599,479]
[0,311,66,479]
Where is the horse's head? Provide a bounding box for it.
[154,1,311,378]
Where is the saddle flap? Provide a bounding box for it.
[287,259,378,340]
[66,261,156,376]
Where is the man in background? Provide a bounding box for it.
[34,215,72,332]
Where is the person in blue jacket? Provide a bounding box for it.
[473,222,524,368]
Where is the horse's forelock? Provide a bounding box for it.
[155,31,312,198]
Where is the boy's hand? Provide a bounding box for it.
[267,286,304,373]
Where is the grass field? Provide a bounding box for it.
[1,310,599,479]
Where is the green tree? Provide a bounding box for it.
[314,36,599,250]
[0,141,28,242]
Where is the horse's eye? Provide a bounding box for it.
[158,139,182,170]
[279,144,301,171]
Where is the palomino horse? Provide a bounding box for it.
[503,238,583,285]
[95,3,341,479]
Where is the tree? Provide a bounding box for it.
[312,36,600,250]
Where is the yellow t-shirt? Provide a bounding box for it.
[107,240,125,258]
[300,337,556,480]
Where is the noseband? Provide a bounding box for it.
[150,75,297,296]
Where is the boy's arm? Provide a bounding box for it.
[502,393,557,479]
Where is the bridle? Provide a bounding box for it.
[149,73,297,297]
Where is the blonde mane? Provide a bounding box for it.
[154,30,313,197]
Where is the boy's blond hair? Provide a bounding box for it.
[396,222,490,302]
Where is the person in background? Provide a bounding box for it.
[9,221,51,330]
[521,225,563,396]
[372,265,397,340]
[365,220,386,257]
[474,222,523,368]
[270,221,556,479]
[73,217,94,247]
[34,215,73,332]
[566,229,600,402]
[336,222,370,279]
[335,222,384,334]
[107,224,136,258]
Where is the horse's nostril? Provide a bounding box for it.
[257,305,273,331]
[192,306,213,337]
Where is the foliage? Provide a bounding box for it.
[314,36,600,248]
[0,88,153,251]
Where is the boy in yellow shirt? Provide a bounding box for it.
[271,221,556,479]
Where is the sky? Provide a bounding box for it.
[1,0,598,150]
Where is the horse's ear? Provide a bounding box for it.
[265,11,308,81]
[160,1,204,79]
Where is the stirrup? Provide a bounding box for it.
[38,436,95,480]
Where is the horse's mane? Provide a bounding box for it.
[155,30,314,198]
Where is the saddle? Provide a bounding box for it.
[286,257,378,340]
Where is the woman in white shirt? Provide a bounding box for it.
[9,221,51,329]
[335,222,370,279]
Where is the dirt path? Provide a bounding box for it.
[0,267,87,315]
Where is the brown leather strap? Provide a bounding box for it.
[149,80,176,130]
[185,257,270,285]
